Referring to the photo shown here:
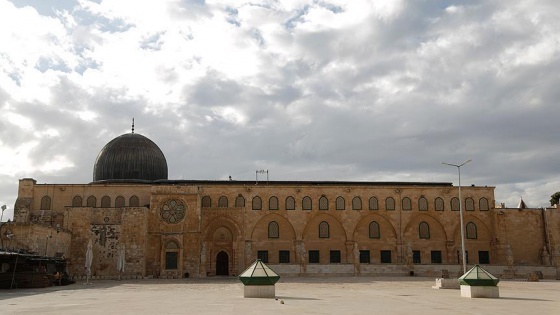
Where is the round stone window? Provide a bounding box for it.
[160,199,186,224]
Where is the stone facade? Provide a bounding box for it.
[7,177,560,279]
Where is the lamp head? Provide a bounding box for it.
[1,205,5,211]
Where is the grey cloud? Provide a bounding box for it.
[2,0,560,218]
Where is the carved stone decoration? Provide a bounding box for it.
[160,199,186,224]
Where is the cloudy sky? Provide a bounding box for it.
[1,0,559,219]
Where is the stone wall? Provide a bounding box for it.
[11,178,560,279]
[1,222,71,257]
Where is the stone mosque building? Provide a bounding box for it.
[5,130,560,279]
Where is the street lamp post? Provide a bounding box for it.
[442,159,471,274]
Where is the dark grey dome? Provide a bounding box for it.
[93,133,168,181]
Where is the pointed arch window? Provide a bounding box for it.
[268,221,279,238]
[451,197,460,211]
[269,196,279,210]
[369,197,379,210]
[235,195,245,207]
[87,196,97,207]
[165,241,179,270]
[319,221,330,238]
[218,196,228,208]
[465,198,475,211]
[72,196,82,207]
[435,197,444,211]
[418,197,428,211]
[101,196,111,207]
[201,196,212,208]
[402,197,412,211]
[302,196,312,210]
[115,196,125,208]
[352,197,362,210]
[319,196,329,210]
[40,196,51,210]
[369,221,380,239]
[419,222,430,239]
[385,197,395,210]
[285,196,295,210]
[466,222,477,239]
[129,195,139,207]
[479,197,489,211]
[252,196,262,210]
[336,196,345,210]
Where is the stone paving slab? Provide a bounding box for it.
[1,277,559,314]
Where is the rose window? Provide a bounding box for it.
[161,199,186,224]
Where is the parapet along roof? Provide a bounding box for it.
[239,259,280,286]
[459,265,499,286]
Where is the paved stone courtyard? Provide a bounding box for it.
[1,277,559,314]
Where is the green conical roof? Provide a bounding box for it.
[238,259,280,285]
[459,265,499,286]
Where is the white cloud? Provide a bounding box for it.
[1,0,560,218]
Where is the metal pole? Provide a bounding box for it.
[442,159,471,274]
[458,166,467,274]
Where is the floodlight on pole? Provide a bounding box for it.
[442,159,471,274]
[1,205,6,222]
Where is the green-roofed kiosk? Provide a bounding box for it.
[239,259,280,298]
[459,265,500,298]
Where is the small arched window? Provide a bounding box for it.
[115,196,125,208]
[72,196,82,207]
[129,195,139,207]
[402,197,412,211]
[252,196,262,210]
[268,221,279,238]
[319,196,328,210]
[418,197,428,211]
[369,221,380,239]
[285,196,295,210]
[101,196,111,207]
[336,196,345,210]
[466,222,477,239]
[369,197,379,210]
[479,197,489,211]
[218,196,228,208]
[235,195,245,207]
[451,197,460,211]
[435,197,444,211]
[385,197,395,210]
[319,221,330,238]
[269,196,279,210]
[87,196,97,207]
[352,197,362,210]
[302,196,312,210]
[40,196,51,210]
[465,198,475,211]
[419,221,430,239]
[201,196,212,208]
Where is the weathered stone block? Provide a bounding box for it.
[433,278,459,289]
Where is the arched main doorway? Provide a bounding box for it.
[216,251,229,276]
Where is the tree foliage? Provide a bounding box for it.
[550,191,560,206]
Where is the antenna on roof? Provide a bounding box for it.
[132,117,135,134]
